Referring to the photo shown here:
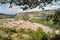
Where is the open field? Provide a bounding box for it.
[15,10,60,30]
[0,10,60,40]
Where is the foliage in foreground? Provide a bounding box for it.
[0,26,60,40]
[0,27,45,40]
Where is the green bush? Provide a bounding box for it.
[53,10,60,24]
[46,10,60,24]
[46,14,54,21]
[0,20,5,25]
[27,28,45,40]
[50,34,60,40]
[21,14,30,21]
[0,27,16,33]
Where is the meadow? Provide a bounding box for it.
[15,10,60,30]
[0,10,60,40]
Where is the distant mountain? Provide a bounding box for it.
[0,13,7,15]
[0,13,17,18]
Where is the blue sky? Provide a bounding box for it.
[0,3,22,15]
[0,1,60,15]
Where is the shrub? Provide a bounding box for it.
[41,35,48,40]
[5,28,16,33]
[46,10,60,24]
[22,14,30,21]
[30,28,45,40]
[0,27,16,33]
[0,35,13,40]
[0,27,46,40]
[46,14,54,21]
[53,10,60,24]
[51,34,60,40]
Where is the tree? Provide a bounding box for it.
[41,35,48,40]
[53,10,60,24]
[0,0,58,10]
[51,34,60,40]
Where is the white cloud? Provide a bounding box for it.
[0,1,60,14]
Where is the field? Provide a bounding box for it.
[15,10,60,30]
[0,26,46,40]
[0,10,60,40]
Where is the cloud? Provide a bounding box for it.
[0,1,60,14]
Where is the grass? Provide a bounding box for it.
[0,26,45,40]
[29,17,60,29]
[15,13,60,30]
[0,19,6,25]
[0,11,60,40]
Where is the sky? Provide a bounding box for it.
[0,1,60,15]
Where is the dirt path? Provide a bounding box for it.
[34,23,53,33]
[2,19,54,33]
